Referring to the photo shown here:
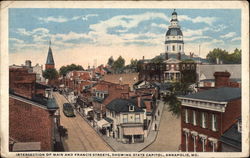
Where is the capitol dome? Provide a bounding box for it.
[166,28,183,36]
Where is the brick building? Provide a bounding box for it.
[178,72,241,152]
[9,67,60,151]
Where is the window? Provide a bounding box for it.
[135,114,140,122]
[129,105,134,111]
[172,45,175,51]
[211,114,218,131]
[167,46,169,51]
[123,114,128,123]
[201,112,207,128]
[193,110,197,126]
[185,109,189,123]
[179,45,181,51]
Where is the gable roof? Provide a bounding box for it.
[199,64,241,80]
[106,98,144,113]
[179,87,241,102]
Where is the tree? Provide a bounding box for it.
[130,58,138,68]
[59,64,84,76]
[43,68,59,80]
[206,48,229,64]
[112,56,125,73]
[163,82,194,117]
[206,48,241,64]
[107,56,114,66]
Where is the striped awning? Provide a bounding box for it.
[123,127,144,135]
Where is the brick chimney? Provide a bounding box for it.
[165,52,168,60]
[214,71,231,88]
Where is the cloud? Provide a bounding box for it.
[38,16,68,23]
[178,15,216,25]
[231,37,241,42]
[211,24,227,32]
[9,38,24,44]
[184,36,212,42]
[82,14,98,21]
[220,32,236,38]
[183,27,209,37]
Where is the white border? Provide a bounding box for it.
[1,1,249,158]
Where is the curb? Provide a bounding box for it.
[139,100,165,152]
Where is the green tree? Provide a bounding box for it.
[206,48,229,64]
[112,56,125,73]
[59,64,84,76]
[163,82,194,117]
[107,56,114,66]
[130,58,138,68]
[43,68,59,80]
[206,48,241,64]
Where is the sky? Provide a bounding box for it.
[9,8,241,69]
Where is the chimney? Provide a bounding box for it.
[177,52,181,60]
[214,71,231,88]
[142,56,145,60]
[165,52,168,60]
[25,60,31,68]
[137,96,141,107]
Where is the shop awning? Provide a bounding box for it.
[84,107,93,115]
[123,127,144,135]
[97,119,110,128]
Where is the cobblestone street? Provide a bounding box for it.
[143,102,181,151]
[53,92,113,152]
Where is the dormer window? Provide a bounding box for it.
[129,104,134,112]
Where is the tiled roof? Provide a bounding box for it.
[106,99,144,113]
[220,123,241,149]
[179,87,241,102]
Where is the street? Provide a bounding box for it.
[143,102,181,151]
[53,92,113,152]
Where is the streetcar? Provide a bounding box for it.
[63,103,75,117]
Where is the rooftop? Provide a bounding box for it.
[220,123,241,149]
[106,98,144,113]
[179,87,241,102]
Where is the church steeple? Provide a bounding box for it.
[45,40,55,70]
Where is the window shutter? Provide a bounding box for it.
[199,112,202,127]
[204,112,208,128]
[209,114,212,130]
[214,114,218,131]
[189,110,193,124]
[182,109,186,123]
